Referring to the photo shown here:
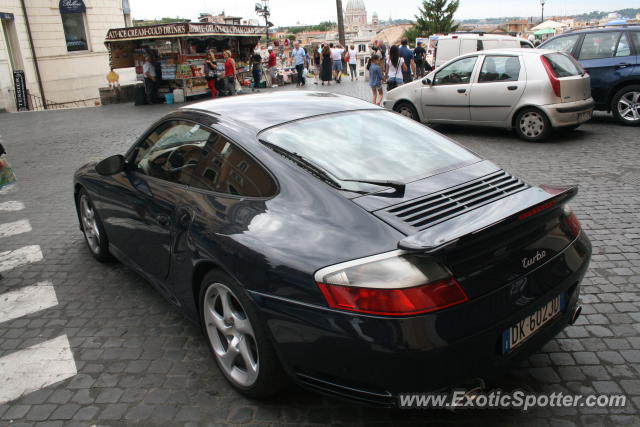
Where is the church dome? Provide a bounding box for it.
[372,11,378,17]
[346,0,366,11]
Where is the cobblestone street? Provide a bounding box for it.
[0,81,639,426]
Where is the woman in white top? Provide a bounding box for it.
[385,45,407,88]
[348,45,358,81]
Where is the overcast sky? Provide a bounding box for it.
[130,0,637,26]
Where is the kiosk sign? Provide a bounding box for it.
[105,22,264,41]
[13,70,28,112]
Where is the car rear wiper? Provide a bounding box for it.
[341,179,406,193]
[259,140,342,189]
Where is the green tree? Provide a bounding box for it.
[405,0,459,40]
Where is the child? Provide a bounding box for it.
[367,54,384,105]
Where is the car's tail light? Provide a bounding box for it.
[541,55,561,98]
[314,251,468,316]
[518,199,558,220]
[563,204,582,238]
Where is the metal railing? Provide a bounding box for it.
[7,89,100,111]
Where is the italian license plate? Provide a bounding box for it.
[502,293,566,354]
[578,111,592,122]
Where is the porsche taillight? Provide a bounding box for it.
[314,251,468,316]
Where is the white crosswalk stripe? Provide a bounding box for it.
[0,245,43,273]
[0,201,24,212]
[0,198,78,403]
[0,281,58,324]
[0,334,77,404]
[0,219,31,238]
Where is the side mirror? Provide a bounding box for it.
[422,77,432,86]
[96,154,125,176]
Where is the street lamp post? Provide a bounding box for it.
[336,0,346,47]
[255,1,271,46]
[540,0,546,23]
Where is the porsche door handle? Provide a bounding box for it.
[615,63,631,69]
[457,88,466,94]
[507,86,518,91]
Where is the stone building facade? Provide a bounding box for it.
[0,0,133,112]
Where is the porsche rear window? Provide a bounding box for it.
[259,110,479,183]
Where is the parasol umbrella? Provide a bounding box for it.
[534,28,556,35]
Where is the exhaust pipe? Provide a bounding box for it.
[569,305,582,325]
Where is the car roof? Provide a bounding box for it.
[438,34,519,40]
[563,25,640,34]
[183,92,376,131]
[457,48,552,56]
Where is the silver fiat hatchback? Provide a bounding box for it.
[384,48,594,142]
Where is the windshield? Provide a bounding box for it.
[259,110,479,183]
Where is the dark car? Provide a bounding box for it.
[539,26,640,125]
[74,92,591,405]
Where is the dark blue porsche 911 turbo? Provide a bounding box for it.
[74,92,591,405]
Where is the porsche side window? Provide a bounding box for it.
[434,56,477,86]
[133,120,214,186]
[188,136,277,197]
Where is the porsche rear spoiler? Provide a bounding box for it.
[398,185,578,252]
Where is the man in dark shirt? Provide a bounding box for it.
[398,38,415,83]
[414,41,428,78]
[251,52,262,92]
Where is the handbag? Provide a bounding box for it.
[0,156,17,189]
[234,78,242,92]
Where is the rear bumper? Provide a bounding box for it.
[251,232,592,405]
[540,98,595,127]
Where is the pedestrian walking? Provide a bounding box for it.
[223,50,237,96]
[367,54,383,105]
[320,45,332,85]
[291,41,307,87]
[251,50,262,92]
[142,53,159,104]
[385,45,407,91]
[348,45,358,80]
[267,46,277,87]
[378,40,387,61]
[204,50,219,98]
[330,43,345,83]
[313,44,322,84]
[399,38,415,83]
[413,41,428,78]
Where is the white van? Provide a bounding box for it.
[433,34,534,67]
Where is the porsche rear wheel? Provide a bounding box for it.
[200,270,286,398]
